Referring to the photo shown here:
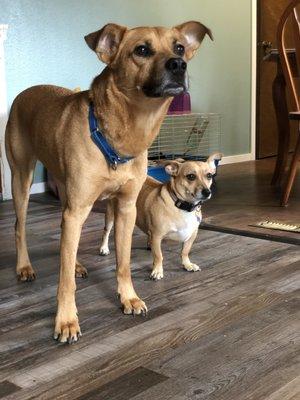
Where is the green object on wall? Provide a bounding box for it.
[2,0,251,183]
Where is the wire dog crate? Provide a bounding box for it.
[148,112,221,163]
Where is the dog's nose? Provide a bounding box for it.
[201,188,211,198]
[165,58,187,75]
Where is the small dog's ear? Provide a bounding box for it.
[207,152,223,170]
[158,158,185,166]
[174,158,185,163]
[85,23,127,64]
[174,21,213,59]
[165,161,181,176]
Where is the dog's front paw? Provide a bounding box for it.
[183,263,201,272]
[150,268,164,280]
[17,265,36,282]
[121,297,148,315]
[54,315,81,344]
[99,245,110,256]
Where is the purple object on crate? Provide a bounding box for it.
[168,92,191,114]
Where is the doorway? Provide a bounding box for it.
[256,0,298,159]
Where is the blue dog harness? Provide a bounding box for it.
[89,103,134,170]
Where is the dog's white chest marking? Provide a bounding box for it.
[166,210,201,242]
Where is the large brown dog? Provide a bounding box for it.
[5,21,212,343]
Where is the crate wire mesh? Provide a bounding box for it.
[148,113,221,163]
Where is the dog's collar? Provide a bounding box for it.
[168,187,202,212]
[89,103,134,170]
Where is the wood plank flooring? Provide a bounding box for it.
[0,193,299,399]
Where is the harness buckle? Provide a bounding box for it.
[111,160,118,170]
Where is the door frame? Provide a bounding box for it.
[0,24,10,200]
[251,0,257,161]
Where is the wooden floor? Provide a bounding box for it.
[0,170,299,399]
[204,158,300,245]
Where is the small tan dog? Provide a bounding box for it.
[100,153,222,279]
[5,21,212,343]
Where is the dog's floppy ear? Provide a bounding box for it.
[165,160,181,176]
[85,23,127,64]
[174,21,213,59]
[206,152,223,170]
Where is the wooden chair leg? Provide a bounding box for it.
[281,134,300,206]
[271,64,290,186]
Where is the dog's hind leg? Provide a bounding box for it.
[5,120,37,281]
[56,182,88,278]
[150,234,164,280]
[99,199,114,256]
[11,164,37,281]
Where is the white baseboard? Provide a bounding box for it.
[220,153,255,165]
[1,181,48,200]
[30,182,48,195]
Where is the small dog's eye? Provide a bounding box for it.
[134,45,152,57]
[186,174,196,181]
[207,173,213,180]
[174,43,185,56]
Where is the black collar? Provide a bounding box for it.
[168,188,202,212]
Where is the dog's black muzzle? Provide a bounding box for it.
[165,57,187,75]
[142,57,188,98]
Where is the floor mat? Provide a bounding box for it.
[251,220,300,233]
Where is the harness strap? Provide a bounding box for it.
[89,103,133,170]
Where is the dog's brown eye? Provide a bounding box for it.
[186,174,196,181]
[207,173,213,180]
[174,43,185,56]
[134,45,152,57]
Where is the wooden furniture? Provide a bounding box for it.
[256,0,298,159]
[264,48,298,186]
[277,0,300,205]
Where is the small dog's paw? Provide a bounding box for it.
[99,246,110,256]
[150,269,164,280]
[122,297,148,316]
[75,263,88,278]
[17,265,36,282]
[183,263,201,272]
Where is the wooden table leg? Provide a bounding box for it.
[271,62,291,186]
